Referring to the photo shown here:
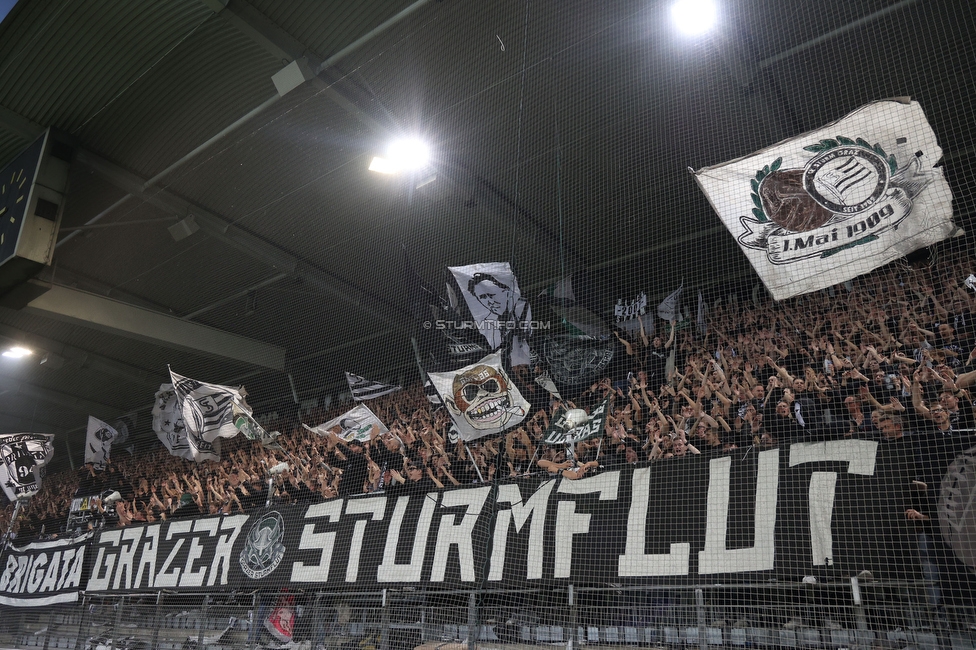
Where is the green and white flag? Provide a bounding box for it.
[542,398,610,445]
[694,99,958,300]
[233,405,280,447]
[304,404,388,442]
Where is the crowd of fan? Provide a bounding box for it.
[4,250,976,539]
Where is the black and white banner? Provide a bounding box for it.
[68,440,918,598]
[614,292,654,336]
[542,399,609,445]
[0,441,931,605]
[0,534,91,606]
[85,416,119,468]
[152,384,220,463]
[345,372,401,401]
[0,433,54,501]
[428,352,530,441]
[694,99,958,300]
[615,292,647,323]
[448,262,531,364]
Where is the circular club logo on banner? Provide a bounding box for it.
[802,146,889,215]
[940,446,976,574]
[239,511,286,580]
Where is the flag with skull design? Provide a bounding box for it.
[428,352,530,441]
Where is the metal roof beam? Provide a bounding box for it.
[206,0,320,65]
[0,321,156,386]
[0,412,68,435]
[0,375,119,417]
[74,149,405,327]
[0,104,43,142]
[21,282,287,371]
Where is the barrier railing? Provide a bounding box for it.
[0,581,972,650]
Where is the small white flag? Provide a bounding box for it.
[697,290,706,337]
[657,284,683,321]
[84,416,119,468]
[304,404,388,442]
[345,372,401,401]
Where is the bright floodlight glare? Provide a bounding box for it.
[387,138,431,171]
[2,346,32,359]
[368,156,399,174]
[671,0,717,36]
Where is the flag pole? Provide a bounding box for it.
[464,443,485,483]
[3,499,24,551]
[411,338,428,384]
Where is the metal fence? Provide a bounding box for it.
[1,580,973,650]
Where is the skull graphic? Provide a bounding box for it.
[448,364,515,430]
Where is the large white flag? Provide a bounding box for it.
[428,352,529,442]
[448,262,532,363]
[694,99,958,300]
[151,382,222,463]
[0,433,54,501]
[84,416,119,468]
[170,369,246,442]
[304,404,388,442]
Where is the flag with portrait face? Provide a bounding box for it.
[448,262,532,363]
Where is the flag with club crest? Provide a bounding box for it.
[170,368,250,443]
[233,405,280,447]
[84,416,119,468]
[0,433,55,501]
[694,99,958,300]
[304,404,388,442]
[152,383,220,463]
[344,372,401,401]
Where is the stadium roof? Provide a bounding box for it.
[0,0,972,453]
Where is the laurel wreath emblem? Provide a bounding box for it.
[748,136,899,225]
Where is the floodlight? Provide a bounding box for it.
[369,138,432,174]
[387,138,431,170]
[671,0,718,36]
[368,156,400,174]
[2,346,33,359]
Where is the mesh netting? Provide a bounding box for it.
[1,0,976,648]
